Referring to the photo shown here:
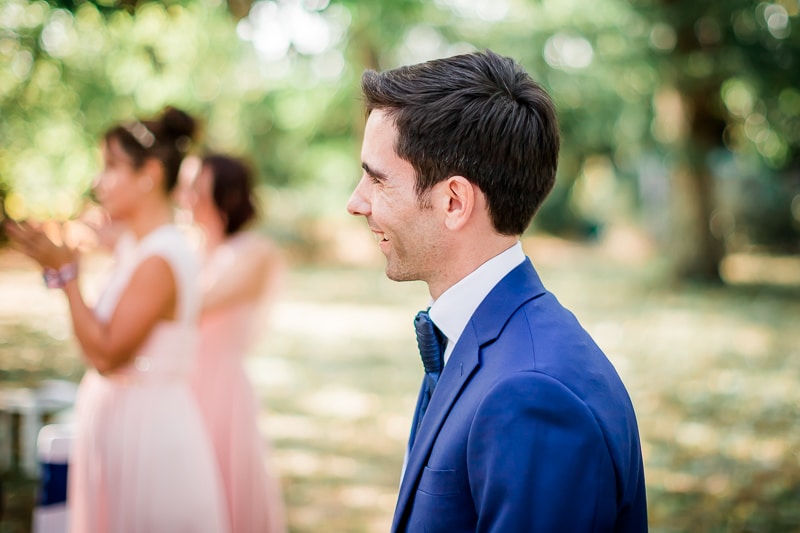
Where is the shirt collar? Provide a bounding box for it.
[428,241,525,362]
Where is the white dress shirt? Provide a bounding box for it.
[400,241,525,482]
[428,241,526,364]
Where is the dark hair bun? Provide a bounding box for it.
[159,106,196,141]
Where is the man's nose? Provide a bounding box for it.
[346,177,371,217]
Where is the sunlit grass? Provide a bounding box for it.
[1,238,799,533]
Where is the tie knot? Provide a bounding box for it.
[414,310,444,374]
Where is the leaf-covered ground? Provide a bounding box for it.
[1,236,798,533]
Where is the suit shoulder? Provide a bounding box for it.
[475,371,601,430]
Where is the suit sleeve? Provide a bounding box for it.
[467,371,619,532]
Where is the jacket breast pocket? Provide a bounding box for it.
[417,466,464,496]
[408,467,475,532]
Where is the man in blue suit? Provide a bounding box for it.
[347,49,648,532]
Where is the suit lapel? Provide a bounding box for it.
[392,259,547,531]
[392,325,480,530]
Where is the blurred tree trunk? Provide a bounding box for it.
[656,0,727,283]
[667,85,725,282]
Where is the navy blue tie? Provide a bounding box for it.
[409,310,445,449]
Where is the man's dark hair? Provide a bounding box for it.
[361,49,560,235]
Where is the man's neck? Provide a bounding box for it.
[427,234,519,300]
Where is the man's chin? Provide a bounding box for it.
[384,264,417,283]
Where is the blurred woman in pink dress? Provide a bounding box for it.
[5,107,229,533]
[183,154,287,533]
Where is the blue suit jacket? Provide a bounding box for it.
[392,259,648,532]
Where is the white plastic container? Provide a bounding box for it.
[32,423,74,533]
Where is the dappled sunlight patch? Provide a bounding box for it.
[651,468,701,493]
[329,220,384,267]
[639,405,684,443]
[380,412,414,442]
[703,472,733,496]
[629,389,667,421]
[245,354,296,389]
[0,250,112,331]
[748,438,790,468]
[337,484,395,510]
[278,449,325,477]
[649,468,732,498]
[260,413,319,441]
[612,308,776,365]
[707,369,747,394]
[270,301,413,340]
[599,223,658,265]
[726,325,772,359]
[724,432,768,463]
[722,253,800,287]
[299,384,377,419]
[318,454,359,479]
[587,320,626,348]
[750,373,798,407]
[0,324,83,386]
[0,269,68,323]
[675,421,720,452]
[40,314,72,341]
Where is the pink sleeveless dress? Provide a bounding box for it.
[190,236,287,533]
[68,225,229,533]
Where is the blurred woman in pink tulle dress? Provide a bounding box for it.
[183,154,287,533]
[5,107,229,532]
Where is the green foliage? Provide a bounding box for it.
[631,0,800,166]
[0,0,798,251]
[1,0,240,218]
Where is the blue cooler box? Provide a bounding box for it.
[32,424,74,533]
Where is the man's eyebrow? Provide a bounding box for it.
[362,162,388,181]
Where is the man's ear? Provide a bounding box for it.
[442,176,475,231]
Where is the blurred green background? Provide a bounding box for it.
[1,0,800,532]
[1,0,798,278]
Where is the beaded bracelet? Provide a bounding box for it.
[43,263,78,289]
